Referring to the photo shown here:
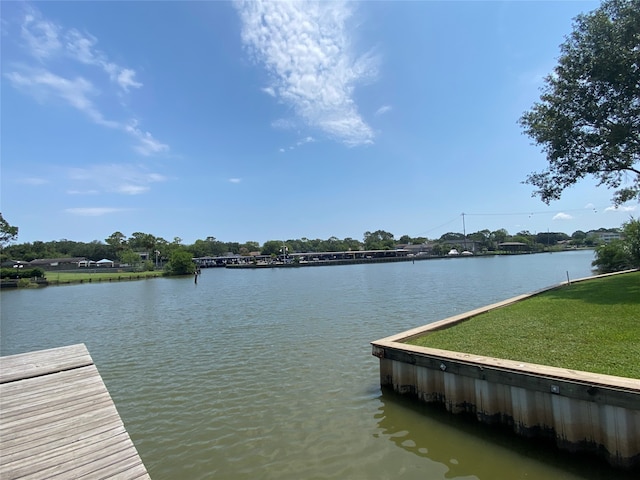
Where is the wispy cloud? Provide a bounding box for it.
[20,10,61,59]
[228,178,242,184]
[68,164,167,195]
[604,205,637,213]
[235,0,377,147]
[278,135,316,152]
[375,105,392,116]
[126,121,169,156]
[5,4,166,155]
[20,6,142,92]
[5,68,119,128]
[552,212,573,221]
[65,207,130,217]
[67,189,100,195]
[64,29,143,92]
[17,177,49,186]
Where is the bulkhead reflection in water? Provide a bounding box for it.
[374,391,637,480]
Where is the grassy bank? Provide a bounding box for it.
[407,271,640,379]
[45,270,164,284]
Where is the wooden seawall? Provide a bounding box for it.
[372,288,640,470]
[0,344,150,479]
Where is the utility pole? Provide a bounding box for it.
[462,212,468,251]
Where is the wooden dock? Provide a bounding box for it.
[0,344,150,479]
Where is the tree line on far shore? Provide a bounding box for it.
[0,223,609,263]
[2,212,639,274]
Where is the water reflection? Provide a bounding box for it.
[374,390,636,480]
[4,251,625,479]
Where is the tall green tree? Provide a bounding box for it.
[166,249,196,275]
[363,230,395,250]
[105,231,127,253]
[520,0,640,205]
[129,232,157,253]
[592,217,640,272]
[118,249,142,267]
[261,240,286,256]
[0,213,19,248]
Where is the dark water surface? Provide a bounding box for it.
[1,250,626,479]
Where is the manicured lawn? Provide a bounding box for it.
[46,270,164,283]
[407,271,640,379]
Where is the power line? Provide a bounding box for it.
[413,206,605,239]
[464,206,603,216]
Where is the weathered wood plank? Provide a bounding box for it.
[0,391,114,434]
[3,429,136,479]
[0,344,93,383]
[0,365,98,400]
[0,424,126,464]
[0,400,120,445]
[0,371,106,415]
[0,345,150,479]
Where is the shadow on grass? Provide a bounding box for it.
[541,271,640,306]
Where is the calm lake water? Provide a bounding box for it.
[0,250,628,479]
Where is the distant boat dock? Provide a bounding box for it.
[196,248,431,269]
[0,344,150,479]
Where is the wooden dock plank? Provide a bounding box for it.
[0,344,93,383]
[5,429,137,479]
[0,345,150,480]
[1,390,114,434]
[1,400,120,445]
[0,366,99,402]
[1,424,127,465]
[1,371,107,416]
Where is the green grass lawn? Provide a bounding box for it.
[407,271,640,379]
[45,270,164,283]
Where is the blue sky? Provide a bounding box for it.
[2,0,637,246]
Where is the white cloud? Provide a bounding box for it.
[116,68,143,92]
[19,8,143,93]
[375,105,392,116]
[552,212,573,221]
[65,29,143,92]
[279,135,316,152]
[67,189,100,195]
[296,136,315,146]
[117,184,150,195]
[65,207,128,216]
[272,118,297,130]
[604,205,637,213]
[228,178,242,183]
[68,164,167,195]
[126,121,169,156]
[20,11,61,59]
[5,68,119,128]
[6,5,164,155]
[18,177,48,185]
[235,0,377,147]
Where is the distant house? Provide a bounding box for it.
[587,230,622,244]
[498,242,531,252]
[396,243,432,256]
[1,260,30,268]
[29,257,88,269]
[96,258,115,267]
[77,260,97,267]
[441,239,481,253]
